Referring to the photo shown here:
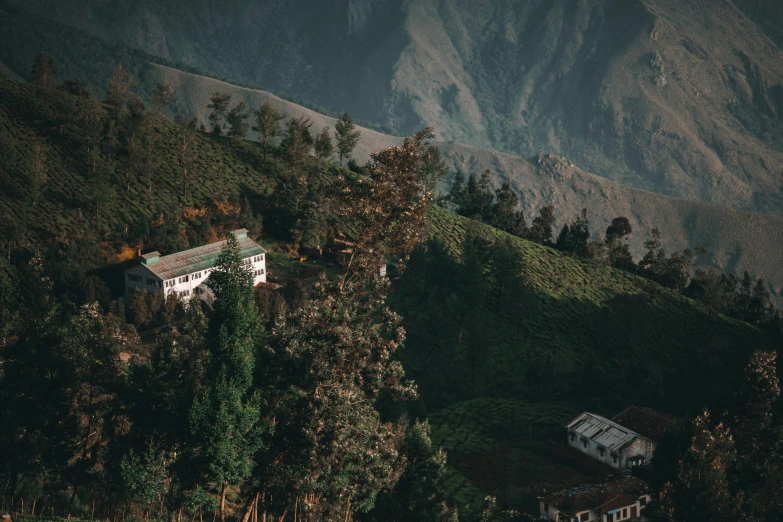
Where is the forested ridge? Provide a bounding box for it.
[0,63,782,522]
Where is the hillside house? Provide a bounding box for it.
[566,413,655,471]
[539,476,650,522]
[124,229,266,307]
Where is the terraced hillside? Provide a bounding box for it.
[0,74,312,252]
[396,206,775,510]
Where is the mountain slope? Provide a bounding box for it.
[143,65,783,300]
[11,0,783,216]
[394,205,772,509]
[0,71,774,515]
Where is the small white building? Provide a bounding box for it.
[125,229,267,306]
[566,413,655,471]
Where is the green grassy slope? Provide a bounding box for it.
[0,72,769,411]
[0,72,771,409]
[0,75,303,249]
[420,205,767,402]
[395,206,773,510]
[0,73,777,514]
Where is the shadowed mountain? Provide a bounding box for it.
[10,0,783,216]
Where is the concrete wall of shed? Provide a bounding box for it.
[619,437,655,470]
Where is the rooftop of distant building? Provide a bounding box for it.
[138,229,266,281]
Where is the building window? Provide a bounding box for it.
[147,278,157,286]
[640,496,647,506]
[179,275,189,283]
[181,290,190,297]
[543,503,548,513]
[569,432,576,442]
[582,438,588,449]
[261,268,265,274]
[622,508,627,519]
[599,447,605,457]
[580,512,589,522]
[127,274,142,282]
[612,454,618,465]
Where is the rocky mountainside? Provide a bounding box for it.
[10,0,783,216]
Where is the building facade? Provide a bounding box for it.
[539,476,650,522]
[124,229,267,306]
[566,413,655,471]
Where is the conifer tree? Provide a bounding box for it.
[29,52,56,89]
[555,209,590,256]
[444,170,466,211]
[730,351,783,519]
[106,64,135,129]
[226,101,250,139]
[150,81,176,121]
[334,112,361,166]
[457,170,493,221]
[190,234,265,522]
[252,100,283,163]
[281,116,313,167]
[657,411,740,522]
[369,421,457,522]
[686,268,736,317]
[638,227,666,277]
[207,92,232,135]
[314,126,334,165]
[528,206,556,245]
[420,145,448,195]
[604,216,633,269]
[489,182,526,237]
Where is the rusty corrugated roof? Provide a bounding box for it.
[612,406,679,442]
[143,238,267,281]
[541,476,648,514]
[567,412,640,452]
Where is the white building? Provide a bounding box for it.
[566,413,655,471]
[125,229,267,307]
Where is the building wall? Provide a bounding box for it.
[603,501,642,522]
[619,437,655,470]
[124,265,164,298]
[125,254,266,304]
[567,430,622,470]
[539,501,601,522]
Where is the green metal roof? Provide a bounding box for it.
[143,237,267,281]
